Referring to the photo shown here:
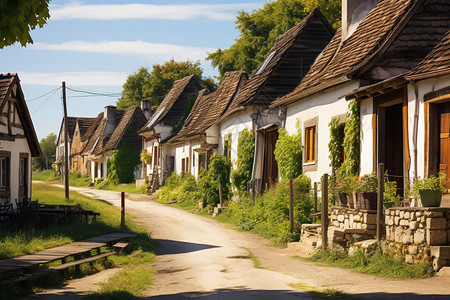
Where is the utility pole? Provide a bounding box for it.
[62,82,69,200]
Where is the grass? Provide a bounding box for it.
[288,283,351,299]
[32,170,91,187]
[307,249,434,279]
[103,182,146,195]
[244,247,263,269]
[0,182,156,298]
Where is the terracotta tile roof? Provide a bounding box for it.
[138,74,201,134]
[167,71,247,144]
[0,73,41,157]
[273,0,420,106]
[227,7,334,114]
[83,106,146,156]
[406,30,450,80]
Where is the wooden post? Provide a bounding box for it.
[314,182,318,214]
[219,182,223,207]
[289,179,294,232]
[62,82,69,200]
[121,192,125,228]
[377,163,384,244]
[252,180,256,201]
[321,174,329,250]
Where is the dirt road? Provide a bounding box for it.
[37,187,450,299]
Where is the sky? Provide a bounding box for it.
[0,0,265,141]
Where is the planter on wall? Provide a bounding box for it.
[356,192,377,210]
[383,201,396,210]
[419,189,442,207]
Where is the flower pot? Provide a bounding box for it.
[383,201,395,210]
[350,191,357,209]
[338,193,348,207]
[419,189,442,207]
[356,192,377,210]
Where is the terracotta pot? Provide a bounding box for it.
[356,192,377,210]
[419,189,442,207]
[338,193,348,207]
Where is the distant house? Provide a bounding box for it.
[345,29,450,202]
[167,71,248,179]
[55,116,77,174]
[70,117,96,174]
[272,0,450,186]
[138,74,201,184]
[82,103,149,183]
[218,8,334,193]
[0,73,41,206]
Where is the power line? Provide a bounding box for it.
[31,87,61,115]
[26,87,61,102]
[66,87,121,97]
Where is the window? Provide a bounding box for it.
[305,126,316,163]
[181,158,186,174]
[0,156,9,189]
[255,51,276,75]
[19,158,25,187]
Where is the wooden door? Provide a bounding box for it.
[439,102,450,189]
[261,129,279,192]
[19,157,27,199]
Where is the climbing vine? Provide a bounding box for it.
[199,153,231,206]
[328,117,345,175]
[231,128,255,195]
[274,120,303,179]
[108,145,141,185]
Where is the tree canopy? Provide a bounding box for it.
[0,0,50,48]
[207,0,341,78]
[32,132,56,171]
[117,59,217,109]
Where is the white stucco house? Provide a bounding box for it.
[271,0,450,188]
[0,73,41,207]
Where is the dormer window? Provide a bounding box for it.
[255,51,276,75]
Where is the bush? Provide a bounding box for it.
[274,121,302,179]
[199,154,231,207]
[108,146,141,185]
[156,172,200,208]
[231,128,255,196]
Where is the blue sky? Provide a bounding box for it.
[0,0,265,140]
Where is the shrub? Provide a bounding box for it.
[274,121,302,179]
[107,146,141,185]
[231,128,255,196]
[199,154,231,207]
[156,172,200,208]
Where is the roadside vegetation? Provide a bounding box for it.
[308,249,434,279]
[0,182,156,298]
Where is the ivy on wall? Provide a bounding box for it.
[108,145,141,185]
[274,121,303,179]
[328,117,345,175]
[231,128,255,195]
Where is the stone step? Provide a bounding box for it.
[430,246,450,259]
[437,266,450,277]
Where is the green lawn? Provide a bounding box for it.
[0,182,156,298]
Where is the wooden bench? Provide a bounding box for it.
[113,242,129,254]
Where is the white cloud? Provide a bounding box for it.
[50,2,263,21]
[29,40,214,61]
[20,71,127,86]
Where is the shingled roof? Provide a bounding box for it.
[223,8,334,118]
[167,71,247,144]
[406,29,450,80]
[138,74,201,134]
[57,117,77,144]
[83,106,146,157]
[273,0,450,107]
[77,117,96,137]
[0,73,41,157]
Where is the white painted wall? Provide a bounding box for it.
[218,111,253,169]
[285,82,360,184]
[174,142,190,175]
[359,98,374,175]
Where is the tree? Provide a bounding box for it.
[32,132,56,171]
[0,0,50,48]
[207,0,341,78]
[117,59,217,108]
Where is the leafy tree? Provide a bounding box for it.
[0,0,50,48]
[207,0,341,78]
[117,59,217,108]
[32,132,56,171]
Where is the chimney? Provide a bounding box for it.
[342,0,379,41]
[103,105,116,136]
[140,100,152,120]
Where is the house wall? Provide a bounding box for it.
[71,125,84,173]
[218,111,253,169]
[89,155,109,183]
[142,137,160,178]
[359,98,375,175]
[285,82,360,184]
[174,142,190,175]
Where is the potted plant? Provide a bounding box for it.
[383,178,401,210]
[335,177,352,207]
[140,150,152,165]
[411,173,446,207]
[354,173,378,210]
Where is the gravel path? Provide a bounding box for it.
[34,187,450,299]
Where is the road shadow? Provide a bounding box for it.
[154,239,220,255]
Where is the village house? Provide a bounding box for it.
[55,116,77,175]
[0,73,41,207]
[216,8,335,193]
[272,0,450,186]
[138,74,201,186]
[167,71,248,179]
[81,102,149,183]
[70,117,96,174]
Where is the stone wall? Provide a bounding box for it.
[385,207,450,264]
[331,207,377,235]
